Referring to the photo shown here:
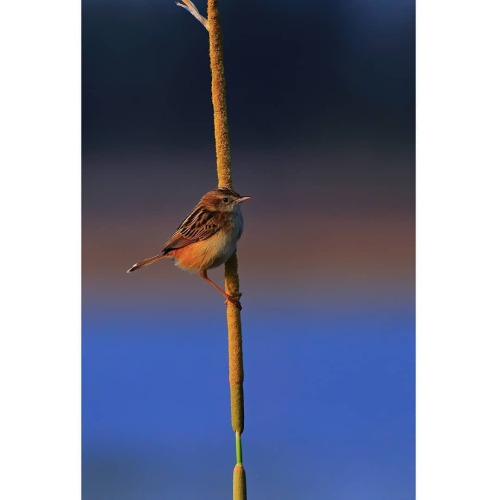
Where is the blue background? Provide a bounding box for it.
[83,302,414,499]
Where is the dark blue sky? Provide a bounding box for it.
[83,0,414,154]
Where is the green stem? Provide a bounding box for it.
[235,432,243,465]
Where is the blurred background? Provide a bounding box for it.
[83,0,415,498]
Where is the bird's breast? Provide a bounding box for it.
[172,212,243,272]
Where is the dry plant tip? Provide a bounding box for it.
[175,0,209,31]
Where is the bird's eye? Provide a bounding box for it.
[223,197,229,203]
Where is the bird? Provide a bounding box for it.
[127,187,250,309]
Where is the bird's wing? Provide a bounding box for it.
[162,206,222,252]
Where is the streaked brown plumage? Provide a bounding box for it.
[127,188,250,308]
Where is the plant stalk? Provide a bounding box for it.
[207,1,247,498]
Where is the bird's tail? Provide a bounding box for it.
[126,253,168,273]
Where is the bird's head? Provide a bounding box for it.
[201,188,251,213]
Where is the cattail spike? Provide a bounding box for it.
[207,2,247,498]
[233,464,247,500]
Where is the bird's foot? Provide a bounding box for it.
[225,293,242,310]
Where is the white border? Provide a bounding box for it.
[417,1,500,498]
[0,1,81,499]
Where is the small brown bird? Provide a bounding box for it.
[127,188,250,308]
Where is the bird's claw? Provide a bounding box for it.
[225,293,242,310]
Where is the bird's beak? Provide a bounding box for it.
[237,196,251,203]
